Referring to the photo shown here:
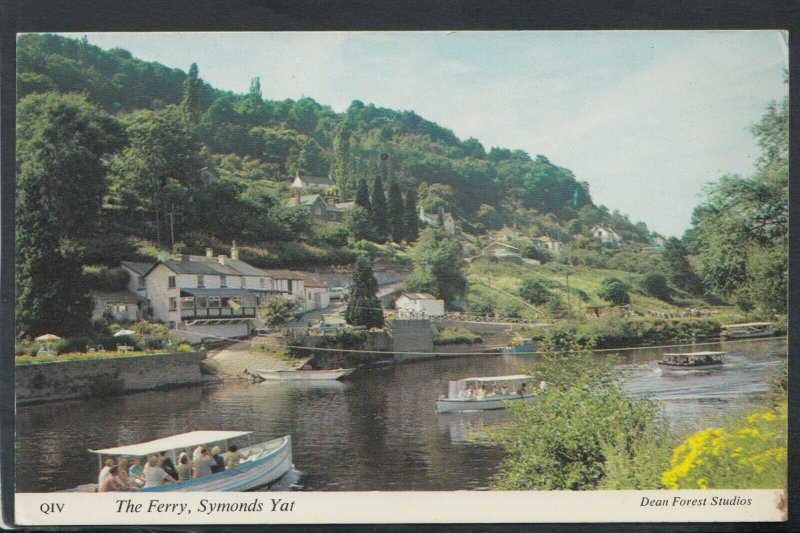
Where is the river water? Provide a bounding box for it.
[15,337,786,493]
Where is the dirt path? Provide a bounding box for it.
[206,338,308,380]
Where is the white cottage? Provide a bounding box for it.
[395,293,445,318]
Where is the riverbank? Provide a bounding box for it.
[15,351,212,404]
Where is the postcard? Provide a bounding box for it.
[7,29,789,526]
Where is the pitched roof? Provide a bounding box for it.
[262,269,303,280]
[399,292,437,300]
[120,261,154,276]
[292,271,327,288]
[89,290,145,303]
[284,194,324,207]
[483,241,521,252]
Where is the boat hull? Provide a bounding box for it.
[502,345,536,356]
[252,369,354,381]
[721,329,776,340]
[436,394,536,413]
[68,436,292,493]
[658,362,723,369]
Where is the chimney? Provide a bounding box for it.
[294,190,301,204]
[205,247,213,258]
[231,241,239,260]
[218,254,226,265]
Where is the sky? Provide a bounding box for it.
[61,31,788,237]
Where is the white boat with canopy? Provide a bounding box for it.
[69,430,292,492]
[436,374,538,413]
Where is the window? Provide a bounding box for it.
[169,297,177,311]
[240,276,245,288]
[196,297,207,308]
[180,297,194,310]
[287,280,293,293]
[168,276,176,289]
[137,276,145,290]
[197,274,205,288]
[260,278,265,288]
[220,275,227,288]
[208,296,221,308]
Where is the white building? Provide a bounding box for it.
[295,272,330,312]
[90,290,145,322]
[532,235,564,256]
[482,241,522,260]
[591,225,624,247]
[395,293,445,318]
[418,206,456,235]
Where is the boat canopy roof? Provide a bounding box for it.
[662,351,724,357]
[452,374,531,384]
[89,430,251,456]
[721,322,773,328]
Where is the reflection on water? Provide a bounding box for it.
[15,337,785,492]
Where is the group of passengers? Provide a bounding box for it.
[457,380,546,400]
[97,445,247,491]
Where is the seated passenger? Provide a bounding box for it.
[99,466,127,492]
[224,445,248,468]
[210,446,225,473]
[128,457,145,487]
[144,455,176,487]
[193,447,216,478]
[176,455,191,482]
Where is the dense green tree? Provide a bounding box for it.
[15,92,124,338]
[346,206,375,242]
[111,105,204,246]
[403,189,419,242]
[345,255,384,328]
[641,274,671,301]
[662,237,703,295]
[181,62,201,123]
[598,277,630,305]
[370,174,388,243]
[408,226,467,306]
[690,94,788,313]
[387,178,405,243]
[355,176,371,210]
[331,121,352,195]
[519,278,551,305]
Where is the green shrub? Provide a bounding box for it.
[434,327,482,345]
[82,265,130,291]
[598,279,630,305]
[519,278,550,305]
[641,273,671,301]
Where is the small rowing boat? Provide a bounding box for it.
[658,351,725,368]
[721,322,776,340]
[250,368,355,381]
[436,374,538,413]
[66,431,292,492]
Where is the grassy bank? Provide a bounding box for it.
[15,347,193,365]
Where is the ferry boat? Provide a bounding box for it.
[68,431,292,492]
[658,351,725,368]
[721,322,776,340]
[502,337,537,356]
[436,374,538,413]
[250,368,355,381]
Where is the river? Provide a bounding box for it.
[15,337,786,493]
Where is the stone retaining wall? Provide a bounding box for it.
[15,351,207,404]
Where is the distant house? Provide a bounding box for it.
[121,261,153,298]
[418,206,456,235]
[90,290,146,322]
[284,192,353,223]
[290,171,334,191]
[293,272,330,312]
[482,241,522,260]
[494,226,521,242]
[532,235,564,256]
[395,293,445,318]
[591,225,623,247]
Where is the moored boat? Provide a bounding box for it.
[250,368,355,381]
[721,322,776,339]
[436,374,538,413]
[67,431,292,492]
[502,337,537,356]
[658,351,725,368]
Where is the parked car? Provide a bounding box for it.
[330,287,347,300]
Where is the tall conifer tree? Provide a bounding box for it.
[404,189,419,242]
[387,178,405,243]
[370,174,388,243]
[181,63,201,123]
